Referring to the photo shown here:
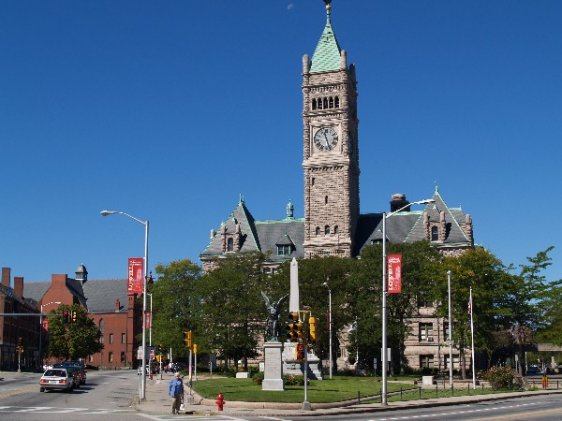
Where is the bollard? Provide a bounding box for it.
[400,386,403,401]
[357,391,361,404]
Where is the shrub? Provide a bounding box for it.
[251,371,264,385]
[483,366,523,390]
[283,374,305,386]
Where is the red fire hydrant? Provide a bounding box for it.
[216,392,225,411]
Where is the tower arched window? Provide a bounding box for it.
[431,226,439,241]
[334,225,339,234]
[311,177,315,186]
[325,195,328,204]
[335,96,340,108]
[318,98,323,109]
[312,99,317,110]
[324,225,330,235]
[329,97,334,108]
[323,98,328,109]
[227,237,234,251]
[315,226,321,236]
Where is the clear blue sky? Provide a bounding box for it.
[1,1,561,283]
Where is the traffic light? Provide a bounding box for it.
[184,330,193,349]
[71,311,77,322]
[286,312,299,341]
[309,315,317,342]
[63,309,69,323]
[296,321,304,339]
[193,344,198,354]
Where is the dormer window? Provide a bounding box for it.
[277,245,292,256]
[431,226,438,242]
[227,238,234,251]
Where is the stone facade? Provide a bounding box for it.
[302,49,360,259]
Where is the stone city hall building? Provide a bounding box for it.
[201,1,475,371]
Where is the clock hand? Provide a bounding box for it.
[323,132,330,148]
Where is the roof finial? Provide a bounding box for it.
[434,181,439,193]
[324,0,332,23]
[238,193,245,205]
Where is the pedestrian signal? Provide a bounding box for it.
[184,330,193,348]
[309,315,317,342]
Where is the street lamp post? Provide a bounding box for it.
[322,281,333,379]
[447,270,453,387]
[101,209,149,401]
[148,293,153,347]
[381,198,434,406]
[39,301,61,368]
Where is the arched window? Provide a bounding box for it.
[335,96,340,108]
[334,225,339,234]
[323,98,328,109]
[312,99,317,110]
[227,237,234,251]
[329,97,334,108]
[324,225,330,235]
[99,319,104,344]
[315,226,321,236]
[431,226,439,241]
[325,195,328,204]
[318,98,323,109]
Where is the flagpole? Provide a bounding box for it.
[469,287,476,389]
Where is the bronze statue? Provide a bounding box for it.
[261,291,288,342]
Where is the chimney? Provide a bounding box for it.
[2,267,10,287]
[390,193,411,212]
[115,299,121,312]
[13,277,23,299]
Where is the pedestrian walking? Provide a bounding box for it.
[168,372,184,414]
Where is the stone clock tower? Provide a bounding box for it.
[303,0,360,258]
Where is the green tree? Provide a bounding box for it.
[196,252,269,371]
[150,259,202,358]
[48,304,102,360]
[434,248,506,378]
[497,247,555,375]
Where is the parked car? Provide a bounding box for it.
[526,366,540,376]
[39,368,74,392]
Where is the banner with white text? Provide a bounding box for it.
[128,257,144,295]
[387,254,402,294]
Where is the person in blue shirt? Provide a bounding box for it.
[168,372,184,414]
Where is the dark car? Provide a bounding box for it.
[39,368,74,392]
[53,363,84,387]
[526,366,540,376]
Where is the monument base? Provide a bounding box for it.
[262,341,284,391]
[282,341,323,380]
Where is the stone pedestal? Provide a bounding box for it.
[282,341,323,380]
[262,341,284,391]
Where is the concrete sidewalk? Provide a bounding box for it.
[134,372,562,417]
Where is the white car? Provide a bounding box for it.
[39,368,74,392]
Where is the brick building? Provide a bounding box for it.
[0,267,40,370]
[24,265,142,369]
[200,1,475,372]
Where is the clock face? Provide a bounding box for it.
[314,127,339,151]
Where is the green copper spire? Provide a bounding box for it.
[309,0,342,73]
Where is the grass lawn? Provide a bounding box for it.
[193,376,411,403]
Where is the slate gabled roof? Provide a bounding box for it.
[355,189,472,254]
[309,8,342,73]
[201,200,261,257]
[82,279,128,313]
[255,219,305,262]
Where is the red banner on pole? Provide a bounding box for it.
[128,257,144,295]
[42,318,49,332]
[146,311,151,329]
[387,254,402,294]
